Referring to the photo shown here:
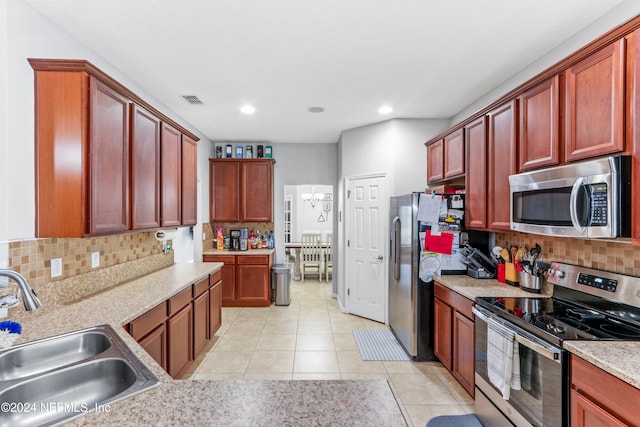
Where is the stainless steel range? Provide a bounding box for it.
[473,262,640,427]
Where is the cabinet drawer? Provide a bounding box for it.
[204,255,235,265]
[434,282,474,319]
[129,301,167,340]
[193,277,209,298]
[237,255,269,265]
[168,287,192,316]
[210,270,222,286]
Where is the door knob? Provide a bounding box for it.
[376,255,384,262]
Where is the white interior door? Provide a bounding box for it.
[345,174,388,323]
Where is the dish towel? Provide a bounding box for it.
[487,316,520,400]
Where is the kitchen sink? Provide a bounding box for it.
[0,325,159,427]
[0,330,111,381]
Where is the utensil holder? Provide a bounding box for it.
[505,262,519,287]
[497,264,506,283]
[518,271,542,293]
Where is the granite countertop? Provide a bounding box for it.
[435,274,640,391]
[203,248,275,256]
[10,261,406,426]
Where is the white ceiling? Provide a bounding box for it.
[24,0,627,143]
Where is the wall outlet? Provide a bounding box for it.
[91,251,100,268]
[51,258,62,278]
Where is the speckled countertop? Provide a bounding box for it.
[436,274,640,391]
[10,262,406,426]
[203,248,275,256]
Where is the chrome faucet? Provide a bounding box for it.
[0,269,42,310]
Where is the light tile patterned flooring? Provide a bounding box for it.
[187,278,474,427]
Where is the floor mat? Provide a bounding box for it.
[353,329,410,361]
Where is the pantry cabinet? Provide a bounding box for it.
[427,130,465,184]
[434,282,475,397]
[487,100,517,231]
[565,39,626,162]
[203,253,273,307]
[209,159,275,223]
[518,76,560,171]
[29,58,199,238]
[570,355,640,426]
[464,117,488,230]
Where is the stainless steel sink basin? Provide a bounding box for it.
[0,325,159,427]
[0,330,111,381]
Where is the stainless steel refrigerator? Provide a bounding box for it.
[389,193,436,360]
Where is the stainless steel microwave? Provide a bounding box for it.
[509,156,631,238]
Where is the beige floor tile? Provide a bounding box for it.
[293,350,340,373]
[340,373,389,380]
[213,334,260,352]
[388,372,459,405]
[243,373,293,380]
[213,321,231,336]
[245,350,295,374]
[336,350,387,373]
[332,333,359,351]
[292,373,342,380]
[221,308,241,323]
[262,320,298,335]
[198,351,252,374]
[235,307,271,321]
[296,334,335,351]
[255,333,297,351]
[383,360,440,374]
[191,373,245,380]
[403,404,468,427]
[224,320,265,336]
[297,320,333,334]
[437,373,475,405]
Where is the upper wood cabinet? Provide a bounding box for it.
[131,104,161,230]
[518,75,560,171]
[565,39,626,162]
[427,130,465,184]
[487,100,518,231]
[209,159,275,223]
[464,117,488,230]
[160,123,182,227]
[29,59,199,237]
[181,136,198,226]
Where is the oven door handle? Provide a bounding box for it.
[472,306,562,363]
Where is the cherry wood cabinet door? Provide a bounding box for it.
[427,140,444,183]
[628,30,640,244]
[487,100,518,231]
[453,311,475,397]
[464,117,488,230]
[209,160,240,221]
[570,389,627,427]
[160,123,182,227]
[236,263,270,307]
[444,129,465,179]
[241,160,273,222]
[434,297,453,371]
[209,280,222,337]
[131,104,161,230]
[181,135,198,225]
[565,39,625,162]
[518,76,560,171]
[167,303,193,379]
[89,77,131,235]
[138,323,167,371]
[192,290,209,357]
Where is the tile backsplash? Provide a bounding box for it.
[496,232,640,276]
[204,222,274,250]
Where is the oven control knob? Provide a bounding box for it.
[553,270,565,279]
[554,326,565,333]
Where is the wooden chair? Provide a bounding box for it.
[324,232,332,282]
[301,232,322,282]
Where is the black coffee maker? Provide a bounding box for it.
[229,229,241,251]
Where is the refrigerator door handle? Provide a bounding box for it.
[392,216,401,281]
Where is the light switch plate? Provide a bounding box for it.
[51,258,62,278]
[91,251,100,268]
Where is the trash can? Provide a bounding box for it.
[271,264,291,306]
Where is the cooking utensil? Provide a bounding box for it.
[500,248,511,263]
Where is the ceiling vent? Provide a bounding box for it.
[182,95,204,105]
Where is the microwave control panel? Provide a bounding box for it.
[588,184,608,226]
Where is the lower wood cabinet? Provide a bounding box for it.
[434,282,475,397]
[126,270,222,379]
[570,355,640,426]
[203,253,273,307]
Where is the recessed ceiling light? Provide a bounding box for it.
[378,105,393,115]
[240,104,256,114]
[308,106,325,113]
